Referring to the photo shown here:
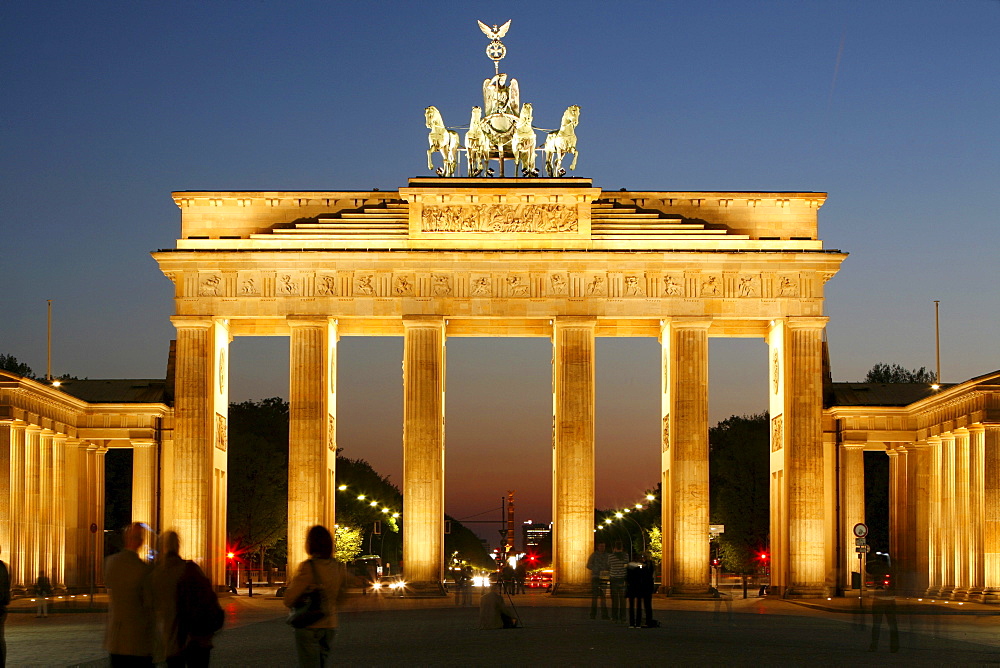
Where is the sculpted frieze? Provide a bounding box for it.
[316,275,338,296]
[421,204,578,233]
[700,275,720,297]
[663,275,683,297]
[471,275,492,297]
[432,274,452,296]
[771,414,783,452]
[738,275,760,297]
[200,274,222,296]
[278,274,300,296]
[778,276,799,297]
[586,275,607,296]
[354,274,376,296]
[549,273,568,296]
[506,275,530,297]
[393,275,414,296]
[215,413,227,451]
[624,275,645,296]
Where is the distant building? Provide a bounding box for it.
[523,522,551,548]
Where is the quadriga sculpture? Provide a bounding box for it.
[425,106,460,177]
[543,105,580,177]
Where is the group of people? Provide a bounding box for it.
[588,541,657,628]
[104,522,223,667]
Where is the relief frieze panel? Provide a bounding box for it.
[771,414,783,452]
[421,204,578,233]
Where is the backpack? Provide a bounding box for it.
[178,560,225,640]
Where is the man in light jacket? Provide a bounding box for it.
[105,522,154,666]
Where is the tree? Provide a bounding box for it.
[864,363,936,383]
[227,398,289,569]
[334,525,364,562]
[709,413,770,577]
[0,354,35,379]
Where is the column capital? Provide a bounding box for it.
[286,316,338,328]
[170,316,216,330]
[552,316,597,330]
[402,315,446,330]
[783,316,830,330]
[129,439,157,449]
[661,317,712,331]
[841,441,867,450]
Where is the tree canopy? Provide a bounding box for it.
[864,363,936,383]
[0,354,35,378]
[709,413,770,574]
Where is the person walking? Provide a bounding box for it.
[0,546,10,668]
[283,526,346,668]
[104,522,154,666]
[586,542,610,619]
[626,550,656,629]
[607,541,629,624]
[34,571,52,617]
[153,531,223,667]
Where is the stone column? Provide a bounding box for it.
[8,422,26,587]
[131,440,158,539]
[39,429,54,584]
[551,318,597,595]
[287,317,338,569]
[906,443,931,595]
[887,448,907,593]
[94,445,107,587]
[52,433,66,588]
[926,436,942,595]
[954,429,971,598]
[783,318,829,596]
[62,438,83,589]
[982,427,1000,602]
[840,444,866,593]
[25,426,41,585]
[660,319,710,595]
[939,432,956,597]
[402,316,446,594]
[968,426,985,599]
[170,316,230,584]
[0,423,11,584]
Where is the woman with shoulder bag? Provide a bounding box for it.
[283,525,346,668]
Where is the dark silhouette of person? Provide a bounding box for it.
[869,565,899,653]
[283,525,347,668]
[0,545,10,667]
[607,542,629,623]
[586,542,610,619]
[626,550,656,628]
[34,571,52,617]
[514,560,527,595]
[104,522,154,666]
[153,530,221,667]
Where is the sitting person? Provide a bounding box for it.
[478,582,517,629]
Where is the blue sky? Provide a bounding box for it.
[2,1,998,531]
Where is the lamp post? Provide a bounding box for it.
[615,512,646,557]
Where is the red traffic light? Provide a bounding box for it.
[758,553,769,561]
[227,552,235,559]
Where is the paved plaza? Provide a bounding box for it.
[5,588,1000,667]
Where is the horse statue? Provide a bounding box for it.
[465,106,489,177]
[543,105,580,177]
[425,106,459,177]
[513,102,538,176]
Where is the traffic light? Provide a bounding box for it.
[711,558,720,567]
[758,552,769,561]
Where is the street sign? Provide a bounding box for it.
[709,524,725,535]
[855,545,870,553]
[853,523,868,538]
[855,537,866,546]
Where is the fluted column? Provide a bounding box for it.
[926,436,942,595]
[25,426,41,585]
[782,318,829,596]
[8,422,26,587]
[52,434,66,588]
[954,429,971,598]
[660,319,710,595]
[939,432,956,597]
[551,318,597,595]
[0,424,11,583]
[840,444,866,592]
[402,316,446,594]
[62,438,83,589]
[170,316,230,585]
[131,440,158,541]
[982,427,1000,602]
[888,448,907,593]
[93,445,107,587]
[968,427,985,599]
[287,317,338,569]
[39,429,54,583]
[906,443,931,594]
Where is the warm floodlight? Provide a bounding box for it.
[615,512,623,519]
[357,495,366,500]
[338,485,347,491]
[370,500,378,507]
[392,513,400,518]
[51,380,61,387]
[381,507,390,513]
[635,503,643,509]
[646,494,655,501]
[931,384,941,390]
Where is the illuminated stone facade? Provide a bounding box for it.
[154,178,846,595]
[0,372,170,591]
[826,373,1000,600]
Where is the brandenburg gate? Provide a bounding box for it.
[153,179,846,595]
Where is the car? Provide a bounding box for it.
[527,570,553,589]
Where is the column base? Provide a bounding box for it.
[668,583,713,597]
[784,584,830,598]
[978,589,1000,603]
[550,582,592,597]
[937,585,955,598]
[950,587,970,601]
[402,581,447,597]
